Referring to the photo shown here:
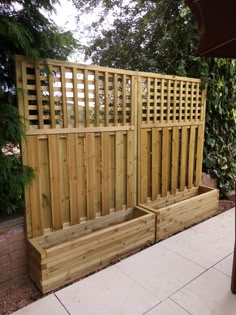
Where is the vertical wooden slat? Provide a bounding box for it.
[105,72,109,126]
[161,128,168,197]
[95,135,101,215]
[114,73,118,126]
[60,66,68,128]
[195,125,204,186]
[132,75,138,206]
[166,128,172,193]
[72,67,79,127]
[180,126,188,191]
[154,78,157,123]
[68,134,80,225]
[167,80,171,122]
[140,129,148,203]
[129,76,133,126]
[185,82,189,122]
[48,65,56,128]
[152,128,161,200]
[122,74,127,126]
[21,61,30,129]
[190,82,194,121]
[94,70,100,127]
[48,135,62,230]
[188,126,196,189]
[39,138,51,230]
[127,130,134,208]
[147,77,151,123]
[179,81,183,123]
[35,66,43,129]
[171,127,179,195]
[173,80,177,122]
[84,69,90,127]
[115,131,124,210]
[27,136,43,237]
[102,132,110,215]
[78,136,86,219]
[200,88,207,122]
[59,136,70,224]
[85,133,96,220]
[160,79,164,123]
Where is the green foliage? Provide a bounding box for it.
[0,98,34,215]
[74,0,236,193]
[0,0,79,215]
[203,59,236,193]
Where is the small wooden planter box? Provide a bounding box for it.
[27,207,155,293]
[140,186,219,241]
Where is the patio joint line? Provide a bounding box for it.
[113,265,161,301]
[54,293,71,315]
[168,268,211,299]
[141,300,162,315]
[158,242,212,270]
[169,297,192,315]
[212,252,234,277]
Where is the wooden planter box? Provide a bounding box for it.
[140,186,219,241]
[27,207,155,293]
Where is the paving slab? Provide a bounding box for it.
[144,298,189,315]
[214,253,233,277]
[171,268,236,315]
[160,209,235,269]
[116,243,204,301]
[11,294,68,315]
[56,266,159,315]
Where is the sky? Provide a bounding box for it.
[48,0,91,62]
[49,0,103,63]
[48,0,117,63]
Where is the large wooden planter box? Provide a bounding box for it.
[140,186,219,241]
[27,207,155,293]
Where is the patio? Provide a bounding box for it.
[12,207,236,315]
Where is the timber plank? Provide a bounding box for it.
[115,131,124,210]
[48,135,62,230]
[85,133,96,220]
[102,132,110,215]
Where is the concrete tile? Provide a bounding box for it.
[171,268,236,315]
[160,209,235,269]
[145,299,189,315]
[214,254,233,276]
[116,244,204,300]
[56,266,159,315]
[11,294,68,315]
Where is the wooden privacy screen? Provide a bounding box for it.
[16,57,137,238]
[15,56,206,239]
[138,75,206,203]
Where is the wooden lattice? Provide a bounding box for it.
[16,56,206,238]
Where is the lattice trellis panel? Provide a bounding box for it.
[138,75,206,203]
[18,60,133,130]
[140,77,204,124]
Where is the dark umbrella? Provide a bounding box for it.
[185,0,236,294]
[186,0,236,57]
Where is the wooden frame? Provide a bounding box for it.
[27,207,155,293]
[15,56,218,293]
[140,186,219,241]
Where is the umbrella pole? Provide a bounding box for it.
[231,182,236,294]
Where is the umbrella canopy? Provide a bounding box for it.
[186,0,236,57]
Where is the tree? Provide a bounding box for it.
[0,0,79,215]
[74,0,236,194]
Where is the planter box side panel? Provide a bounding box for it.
[156,189,219,240]
[28,211,155,293]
